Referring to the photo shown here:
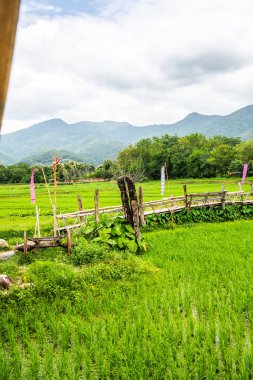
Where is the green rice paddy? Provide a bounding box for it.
[0,178,251,240]
[1,220,253,378]
[1,180,253,378]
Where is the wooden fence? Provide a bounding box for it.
[56,185,253,232]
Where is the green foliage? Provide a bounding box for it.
[0,261,19,279]
[70,239,108,265]
[116,133,244,179]
[145,204,253,228]
[27,261,75,294]
[77,216,146,253]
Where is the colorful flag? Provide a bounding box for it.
[241,163,248,185]
[161,166,165,196]
[30,169,36,204]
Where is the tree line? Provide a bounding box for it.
[1,133,253,183]
[115,134,253,179]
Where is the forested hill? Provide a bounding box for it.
[1,105,253,165]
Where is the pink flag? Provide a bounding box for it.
[30,169,36,204]
[241,163,248,185]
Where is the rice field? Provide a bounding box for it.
[0,178,251,241]
[1,220,253,379]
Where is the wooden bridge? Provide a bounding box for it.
[56,186,253,232]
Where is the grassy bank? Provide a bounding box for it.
[1,220,253,379]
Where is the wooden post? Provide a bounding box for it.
[183,184,189,213]
[66,228,72,255]
[138,186,146,226]
[94,189,99,224]
[77,195,84,223]
[221,185,226,210]
[0,1,21,131]
[251,184,253,196]
[23,231,27,258]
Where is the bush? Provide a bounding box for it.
[70,239,108,265]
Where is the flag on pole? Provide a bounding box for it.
[241,163,248,185]
[30,169,36,204]
[161,166,165,196]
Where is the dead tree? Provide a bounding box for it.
[117,176,141,238]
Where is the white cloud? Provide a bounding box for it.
[2,0,253,133]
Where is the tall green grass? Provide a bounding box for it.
[1,220,253,378]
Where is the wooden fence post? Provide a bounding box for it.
[221,185,226,210]
[94,189,99,224]
[77,195,84,223]
[138,186,146,226]
[66,228,72,255]
[183,184,189,213]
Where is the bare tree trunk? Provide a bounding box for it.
[117,176,133,226]
[117,176,141,238]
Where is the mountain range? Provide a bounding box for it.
[1,104,253,166]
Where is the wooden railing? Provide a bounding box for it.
[56,187,253,232]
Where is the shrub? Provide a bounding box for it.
[70,239,108,265]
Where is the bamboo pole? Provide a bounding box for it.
[94,189,99,224]
[0,1,21,131]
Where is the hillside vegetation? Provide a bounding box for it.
[1,104,253,165]
[1,133,253,183]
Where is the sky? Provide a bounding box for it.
[2,0,253,133]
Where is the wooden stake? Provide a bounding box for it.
[66,228,72,255]
[23,231,27,258]
[138,186,146,226]
[77,195,84,223]
[94,189,99,224]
